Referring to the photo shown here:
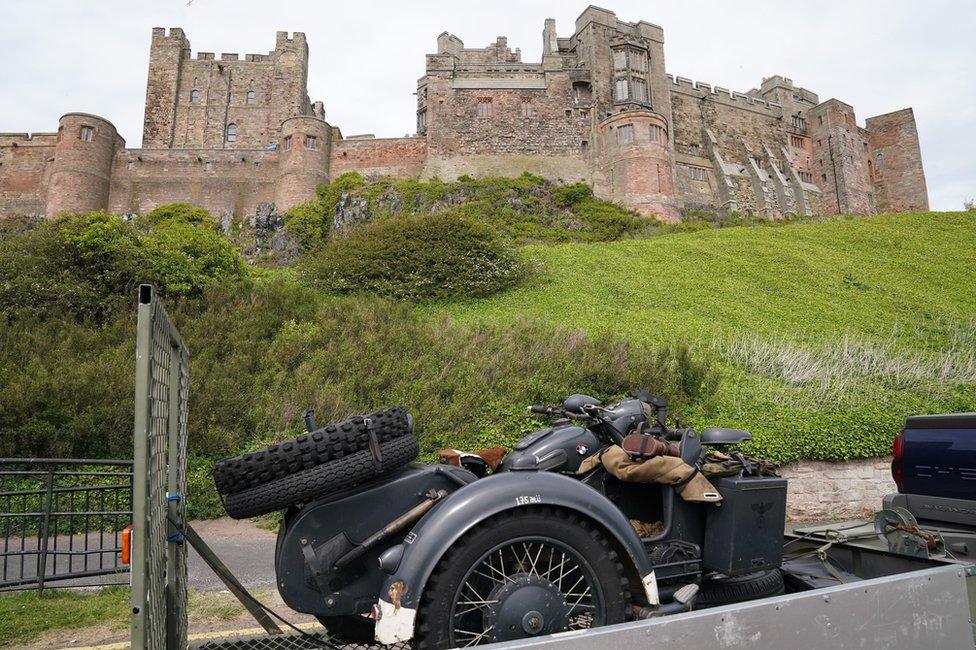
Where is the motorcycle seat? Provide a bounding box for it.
[700,427,752,445]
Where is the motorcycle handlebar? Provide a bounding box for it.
[527,405,593,421]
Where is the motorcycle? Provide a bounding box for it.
[264,392,786,647]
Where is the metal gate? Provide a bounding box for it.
[131,284,190,650]
[0,458,132,592]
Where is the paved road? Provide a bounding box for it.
[1,517,280,593]
[186,517,280,592]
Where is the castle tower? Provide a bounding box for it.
[598,110,678,220]
[274,115,331,211]
[46,113,123,217]
[866,108,928,212]
[142,28,190,148]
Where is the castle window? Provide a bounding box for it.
[225,123,237,143]
[80,126,94,142]
[613,78,629,101]
[818,115,824,126]
[581,140,589,153]
[190,89,200,103]
[649,124,666,145]
[477,97,493,118]
[791,115,806,131]
[305,135,317,149]
[617,124,634,144]
[613,50,627,71]
[875,152,884,171]
[689,166,709,182]
[631,79,648,103]
[246,90,255,104]
[520,99,533,118]
[799,171,813,183]
[821,173,827,182]
[790,135,804,149]
[283,135,292,150]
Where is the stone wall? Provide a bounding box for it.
[331,137,428,179]
[107,148,278,218]
[780,456,896,521]
[866,108,929,213]
[0,132,56,217]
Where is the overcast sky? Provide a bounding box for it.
[2,1,972,210]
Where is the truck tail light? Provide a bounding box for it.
[891,431,905,493]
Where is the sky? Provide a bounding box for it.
[2,1,972,211]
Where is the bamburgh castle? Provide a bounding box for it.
[0,6,928,222]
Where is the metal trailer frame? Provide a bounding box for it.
[482,564,973,650]
[131,285,190,650]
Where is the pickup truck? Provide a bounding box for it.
[884,412,976,560]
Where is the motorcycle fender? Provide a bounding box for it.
[373,471,657,644]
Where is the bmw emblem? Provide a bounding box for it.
[576,444,589,456]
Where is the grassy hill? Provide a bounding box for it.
[436,212,976,463]
[2,192,973,519]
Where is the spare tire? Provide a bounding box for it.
[213,406,412,495]
[223,433,420,519]
[697,569,784,608]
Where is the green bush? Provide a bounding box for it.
[138,202,219,232]
[284,172,365,250]
[0,207,248,320]
[285,173,645,250]
[303,212,524,300]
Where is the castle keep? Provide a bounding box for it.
[0,7,928,222]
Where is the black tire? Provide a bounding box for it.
[222,434,419,519]
[415,508,630,649]
[697,569,784,608]
[317,615,374,644]
[212,406,411,495]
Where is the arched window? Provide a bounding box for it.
[225,123,237,143]
[190,89,200,103]
[246,90,255,104]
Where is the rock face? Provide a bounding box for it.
[241,201,298,264]
[332,192,372,236]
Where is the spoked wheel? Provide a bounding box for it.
[415,508,629,649]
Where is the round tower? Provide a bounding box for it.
[274,116,331,211]
[46,113,122,217]
[598,110,679,222]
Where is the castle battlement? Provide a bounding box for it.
[0,7,928,222]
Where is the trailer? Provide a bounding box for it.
[127,285,974,650]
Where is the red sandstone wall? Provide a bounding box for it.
[330,137,427,178]
[107,149,278,218]
[866,108,928,212]
[0,134,56,217]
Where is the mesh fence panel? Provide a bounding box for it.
[132,285,189,650]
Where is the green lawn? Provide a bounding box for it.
[0,587,129,647]
[439,213,975,349]
[434,212,976,464]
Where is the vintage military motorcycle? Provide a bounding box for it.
[213,392,787,647]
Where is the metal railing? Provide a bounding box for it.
[0,458,132,592]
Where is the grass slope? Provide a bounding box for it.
[437,212,976,463]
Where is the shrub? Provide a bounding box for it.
[284,172,366,250]
[303,212,524,300]
[139,202,219,232]
[0,207,248,320]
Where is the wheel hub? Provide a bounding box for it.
[485,573,568,642]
